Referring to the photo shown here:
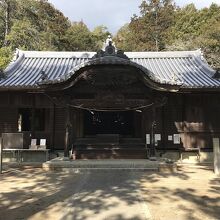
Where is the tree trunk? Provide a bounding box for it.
[3,0,10,46]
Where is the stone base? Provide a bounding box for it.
[157,150,213,164]
[42,157,178,173]
[43,158,159,171]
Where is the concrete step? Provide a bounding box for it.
[43,158,160,171]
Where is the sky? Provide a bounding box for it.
[48,0,220,34]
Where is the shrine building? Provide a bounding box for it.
[0,37,220,162]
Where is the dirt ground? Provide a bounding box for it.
[140,165,220,220]
[0,165,219,220]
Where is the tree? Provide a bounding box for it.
[15,0,70,50]
[0,0,16,46]
[0,0,72,68]
[114,24,136,51]
[0,46,12,70]
[91,25,110,50]
[6,19,40,50]
[166,3,220,68]
[129,0,176,51]
[197,20,220,68]
[63,21,95,51]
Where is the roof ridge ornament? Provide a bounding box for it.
[40,70,48,81]
[92,35,129,60]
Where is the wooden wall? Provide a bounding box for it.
[147,93,220,150]
[0,91,219,151]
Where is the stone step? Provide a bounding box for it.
[76,145,146,149]
[75,138,144,145]
[76,148,148,159]
[43,158,160,171]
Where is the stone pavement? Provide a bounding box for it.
[0,169,151,220]
[0,165,219,220]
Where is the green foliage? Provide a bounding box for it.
[128,0,176,51]
[0,0,71,50]
[0,46,12,70]
[166,3,220,68]
[0,0,110,67]
[0,0,219,70]
[0,0,111,54]
[114,1,220,68]
[6,19,40,50]
[113,24,137,51]
[91,25,111,50]
[63,21,95,51]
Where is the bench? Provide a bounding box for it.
[179,147,201,162]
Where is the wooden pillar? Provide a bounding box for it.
[0,137,3,174]
[64,106,73,157]
[182,94,186,149]
[161,106,165,149]
[51,104,56,151]
[31,94,36,138]
[150,107,156,157]
[213,138,220,176]
[64,106,70,157]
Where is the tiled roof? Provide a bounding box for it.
[0,49,218,90]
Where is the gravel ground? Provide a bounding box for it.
[0,165,219,220]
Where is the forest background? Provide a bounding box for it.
[0,0,219,71]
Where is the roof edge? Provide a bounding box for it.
[125,49,203,58]
[23,50,96,58]
[194,52,216,76]
[4,49,25,74]
[12,49,204,59]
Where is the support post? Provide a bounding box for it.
[150,107,156,157]
[51,104,56,151]
[31,95,36,139]
[64,106,72,158]
[213,138,220,176]
[0,137,3,174]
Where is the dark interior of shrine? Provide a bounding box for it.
[83,110,135,136]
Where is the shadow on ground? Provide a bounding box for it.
[0,165,219,220]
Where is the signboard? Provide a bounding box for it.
[173,134,180,144]
[168,135,173,141]
[155,134,161,142]
[40,139,46,146]
[146,134,150,145]
[2,133,23,149]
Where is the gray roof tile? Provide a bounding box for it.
[0,49,218,90]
